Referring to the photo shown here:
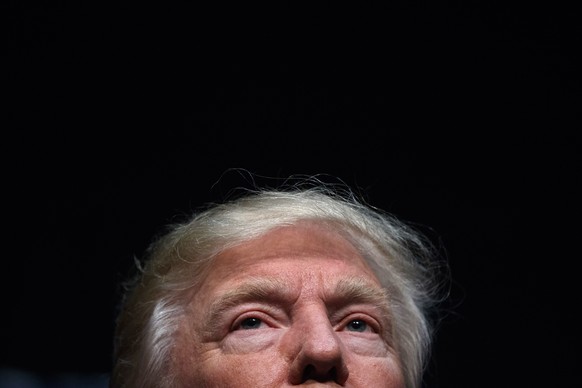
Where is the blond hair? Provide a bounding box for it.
[111,185,444,388]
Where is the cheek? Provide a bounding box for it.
[348,358,405,388]
[338,335,405,388]
[222,328,280,353]
[338,332,392,357]
[172,320,287,386]
[192,352,288,388]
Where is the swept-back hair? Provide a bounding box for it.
[111,183,445,388]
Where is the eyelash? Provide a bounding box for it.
[231,311,274,331]
[231,312,380,334]
[338,314,380,334]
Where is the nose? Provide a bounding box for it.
[287,309,349,385]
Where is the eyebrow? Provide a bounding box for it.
[206,276,391,326]
[207,277,294,326]
[329,277,391,316]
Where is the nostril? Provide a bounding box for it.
[302,364,315,381]
[328,367,337,381]
[302,364,338,382]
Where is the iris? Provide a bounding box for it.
[346,320,368,332]
[239,317,263,329]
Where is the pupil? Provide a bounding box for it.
[348,320,366,332]
[240,317,261,329]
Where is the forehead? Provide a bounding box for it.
[198,222,381,292]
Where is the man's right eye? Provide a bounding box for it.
[237,317,263,330]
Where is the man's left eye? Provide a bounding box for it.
[345,319,368,332]
[238,317,263,330]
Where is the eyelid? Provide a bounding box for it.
[230,310,280,331]
[336,312,382,333]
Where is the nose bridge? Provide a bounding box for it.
[286,303,349,384]
[300,304,341,358]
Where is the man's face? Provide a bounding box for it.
[172,223,405,387]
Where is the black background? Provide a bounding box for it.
[7,1,580,387]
